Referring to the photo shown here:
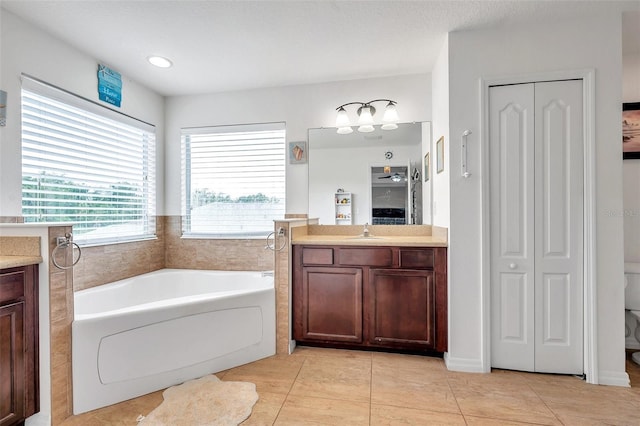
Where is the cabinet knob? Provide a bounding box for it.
[509,263,517,270]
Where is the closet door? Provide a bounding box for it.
[490,80,583,374]
[533,80,583,374]
[490,83,536,371]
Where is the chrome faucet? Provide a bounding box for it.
[363,223,370,237]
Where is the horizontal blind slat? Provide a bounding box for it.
[182,123,286,237]
[21,86,156,244]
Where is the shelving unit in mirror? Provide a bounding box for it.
[335,192,352,225]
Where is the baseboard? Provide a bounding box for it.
[25,412,51,426]
[288,339,297,355]
[598,370,631,387]
[444,352,487,373]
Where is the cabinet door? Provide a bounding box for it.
[369,269,435,349]
[296,267,363,343]
[0,302,25,426]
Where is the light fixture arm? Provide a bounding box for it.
[335,99,397,111]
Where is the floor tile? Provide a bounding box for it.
[448,376,561,425]
[370,404,465,425]
[371,351,446,374]
[288,355,372,403]
[292,345,373,360]
[371,354,459,414]
[59,413,104,426]
[529,381,640,425]
[57,348,640,426]
[222,355,305,395]
[241,391,287,426]
[464,415,553,425]
[274,394,369,426]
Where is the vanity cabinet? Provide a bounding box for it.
[293,245,447,353]
[0,265,39,426]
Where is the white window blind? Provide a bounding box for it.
[181,123,285,237]
[21,76,156,245]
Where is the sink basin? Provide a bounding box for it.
[347,235,384,240]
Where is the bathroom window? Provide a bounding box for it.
[20,76,156,245]
[181,123,285,237]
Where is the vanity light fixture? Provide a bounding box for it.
[147,55,173,68]
[335,99,399,134]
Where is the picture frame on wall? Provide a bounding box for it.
[289,141,307,164]
[436,136,444,173]
[623,102,640,159]
[0,90,6,127]
[424,152,430,182]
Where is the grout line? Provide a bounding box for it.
[271,354,308,425]
[369,353,373,426]
[525,381,567,426]
[444,370,467,425]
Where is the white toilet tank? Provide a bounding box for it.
[624,262,640,310]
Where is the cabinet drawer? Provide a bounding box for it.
[0,270,26,304]
[302,248,334,265]
[339,248,392,267]
[399,249,435,269]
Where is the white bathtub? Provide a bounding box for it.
[72,269,275,414]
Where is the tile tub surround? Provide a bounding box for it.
[164,216,274,271]
[48,226,74,425]
[60,347,640,426]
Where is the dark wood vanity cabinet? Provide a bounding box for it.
[293,245,447,353]
[0,265,39,426]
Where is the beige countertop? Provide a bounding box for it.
[0,236,43,269]
[0,255,43,269]
[292,235,448,247]
[290,224,448,247]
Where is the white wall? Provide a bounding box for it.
[623,52,640,349]
[0,10,165,216]
[446,15,627,383]
[623,52,640,263]
[430,35,450,229]
[164,75,431,216]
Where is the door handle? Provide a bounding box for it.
[509,263,517,270]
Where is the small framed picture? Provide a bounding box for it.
[436,136,444,173]
[623,102,640,159]
[289,141,307,164]
[0,90,7,127]
[424,152,430,182]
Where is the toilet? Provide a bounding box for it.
[624,262,640,365]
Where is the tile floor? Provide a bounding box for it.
[62,347,640,425]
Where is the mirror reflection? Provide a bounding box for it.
[308,122,427,225]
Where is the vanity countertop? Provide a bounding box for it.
[0,236,43,269]
[291,224,448,247]
[0,255,44,269]
[292,234,447,247]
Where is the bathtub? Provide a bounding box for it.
[72,269,275,414]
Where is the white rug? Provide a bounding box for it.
[138,375,258,426]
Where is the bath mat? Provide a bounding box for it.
[137,374,258,426]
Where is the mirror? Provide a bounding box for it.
[308,122,428,225]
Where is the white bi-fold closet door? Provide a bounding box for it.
[489,80,584,374]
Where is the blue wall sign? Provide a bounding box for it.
[98,64,122,107]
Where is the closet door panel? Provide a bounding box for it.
[489,83,535,372]
[534,80,583,374]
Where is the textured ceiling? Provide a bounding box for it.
[1,0,639,97]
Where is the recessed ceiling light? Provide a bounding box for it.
[147,56,173,68]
